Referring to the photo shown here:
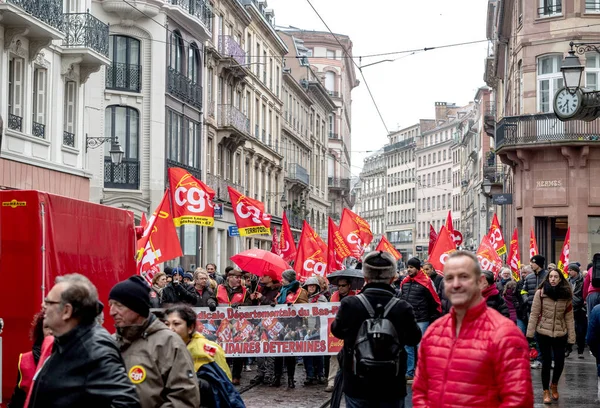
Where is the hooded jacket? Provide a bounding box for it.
[412,299,533,408]
[114,314,200,408]
[482,285,510,319]
[526,287,576,343]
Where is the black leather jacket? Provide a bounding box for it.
[28,323,140,408]
[162,282,199,305]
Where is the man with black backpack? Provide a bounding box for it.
[331,250,422,408]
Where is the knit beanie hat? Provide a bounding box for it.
[109,276,151,318]
[363,251,396,280]
[183,272,194,281]
[172,266,184,277]
[282,269,296,282]
[406,257,422,270]
[531,254,546,267]
[568,263,580,273]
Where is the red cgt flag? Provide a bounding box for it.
[294,221,328,281]
[529,228,539,259]
[476,235,503,277]
[375,235,402,260]
[557,227,571,278]
[271,227,281,256]
[228,186,271,236]
[168,167,216,227]
[140,212,148,228]
[339,208,373,260]
[445,211,454,235]
[487,213,507,256]
[428,224,438,254]
[327,217,351,274]
[428,226,456,275]
[279,212,297,263]
[507,228,521,281]
[136,191,183,273]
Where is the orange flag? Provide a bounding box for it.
[136,191,183,273]
[228,186,271,236]
[507,228,521,281]
[339,208,373,259]
[279,212,297,263]
[168,167,216,227]
[327,217,351,274]
[487,213,507,256]
[294,221,327,281]
[476,235,503,277]
[557,227,571,278]
[427,226,456,275]
[375,236,402,260]
[529,228,539,259]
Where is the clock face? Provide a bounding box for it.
[554,88,581,118]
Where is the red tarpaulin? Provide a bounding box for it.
[0,190,136,402]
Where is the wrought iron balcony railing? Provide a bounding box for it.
[32,121,45,138]
[205,173,244,202]
[217,104,250,135]
[328,132,339,139]
[168,0,213,27]
[166,159,201,181]
[496,113,600,150]
[104,157,140,189]
[328,177,351,190]
[284,210,303,229]
[327,90,339,97]
[106,62,141,92]
[483,164,505,184]
[538,3,562,16]
[6,0,64,31]
[218,35,245,66]
[63,130,75,147]
[167,67,202,109]
[8,113,22,132]
[63,12,109,57]
[286,163,309,185]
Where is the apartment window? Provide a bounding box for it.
[538,0,561,16]
[207,68,214,112]
[207,137,213,173]
[246,33,252,65]
[418,157,421,167]
[586,53,600,90]
[255,43,261,76]
[188,43,201,84]
[326,49,335,59]
[328,114,334,137]
[325,71,335,93]
[443,150,446,160]
[8,56,24,132]
[587,0,600,12]
[537,55,563,113]
[105,106,139,160]
[170,30,184,72]
[64,80,77,140]
[107,35,140,92]
[32,68,47,138]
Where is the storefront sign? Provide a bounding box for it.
[536,180,562,188]
[415,245,423,251]
[228,226,239,237]
[492,193,513,205]
[193,304,342,357]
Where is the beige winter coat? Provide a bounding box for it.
[114,315,200,408]
[526,288,576,344]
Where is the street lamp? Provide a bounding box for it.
[280,192,287,210]
[481,178,493,235]
[561,44,584,94]
[86,134,124,165]
[482,178,492,196]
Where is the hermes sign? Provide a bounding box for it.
[536,180,562,188]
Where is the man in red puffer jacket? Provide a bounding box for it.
[413,251,533,408]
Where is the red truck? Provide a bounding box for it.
[0,190,137,404]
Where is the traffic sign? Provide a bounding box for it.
[228,226,239,236]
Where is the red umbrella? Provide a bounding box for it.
[230,248,291,281]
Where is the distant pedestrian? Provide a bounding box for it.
[524,255,549,369]
[526,268,575,404]
[412,251,532,407]
[28,274,140,408]
[162,266,199,305]
[110,276,199,407]
[481,270,510,318]
[586,304,600,401]
[149,272,167,308]
[568,263,587,358]
[332,251,422,408]
[207,263,224,285]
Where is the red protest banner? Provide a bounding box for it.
[375,235,402,260]
[294,221,328,281]
[168,167,216,227]
[228,186,271,236]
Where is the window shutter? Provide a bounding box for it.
[13,58,24,118]
[35,68,47,125]
[64,81,76,133]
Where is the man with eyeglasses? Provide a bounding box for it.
[216,267,252,385]
[27,273,140,407]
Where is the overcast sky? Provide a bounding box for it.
[268,0,489,177]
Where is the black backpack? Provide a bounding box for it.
[352,292,402,379]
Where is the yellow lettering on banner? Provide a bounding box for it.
[2,199,26,208]
[239,226,271,236]
[174,216,215,227]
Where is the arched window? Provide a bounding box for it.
[107,35,141,92]
[325,71,335,94]
[188,43,201,84]
[170,30,184,72]
[104,106,140,189]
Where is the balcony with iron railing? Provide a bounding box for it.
[327,90,340,98]
[483,164,505,185]
[218,35,245,66]
[285,163,310,186]
[0,0,64,40]
[495,113,600,151]
[328,177,351,191]
[104,157,140,189]
[166,159,201,181]
[32,122,45,138]
[167,0,213,32]
[217,104,250,136]
[7,113,22,132]
[284,209,304,229]
[206,173,244,202]
[62,11,110,76]
[63,131,75,147]
[328,132,339,139]
[168,67,202,109]
[106,62,141,92]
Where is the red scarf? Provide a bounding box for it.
[401,271,442,313]
[482,284,499,299]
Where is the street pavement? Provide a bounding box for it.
[240,354,599,407]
